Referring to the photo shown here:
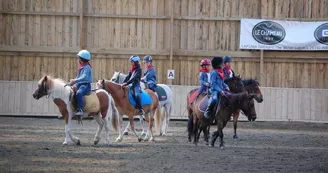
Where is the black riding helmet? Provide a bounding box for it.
[211,56,223,69]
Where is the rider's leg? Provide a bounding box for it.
[133,86,145,115]
[76,84,91,116]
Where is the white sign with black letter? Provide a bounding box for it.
[167,70,175,80]
[240,18,328,51]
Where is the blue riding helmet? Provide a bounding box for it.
[129,55,140,62]
[77,50,91,61]
[223,56,232,63]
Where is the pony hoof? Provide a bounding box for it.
[188,138,192,143]
[193,142,198,146]
[62,141,69,145]
[94,140,99,145]
[233,135,238,139]
[205,141,209,146]
[123,131,129,136]
[220,146,225,149]
[161,133,167,136]
[210,142,214,147]
[115,138,122,142]
[138,138,142,142]
[149,137,154,142]
[76,140,81,146]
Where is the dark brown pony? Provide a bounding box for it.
[210,92,257,148]
[97,79,161,142]
[225,76,263,139]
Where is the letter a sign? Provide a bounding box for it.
[167,70,175,80]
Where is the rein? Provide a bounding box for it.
[102,80,126,97]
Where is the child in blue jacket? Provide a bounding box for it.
[68,50,93,116]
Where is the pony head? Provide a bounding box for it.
[32,75,53,100]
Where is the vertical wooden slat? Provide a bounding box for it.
[79,0,84,49]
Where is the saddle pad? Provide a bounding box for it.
[129,89,152,107]
[198,96,209,113]
[70,91,99,113]
[188,88,199,104]
[154,86,167,101]
[198,96,219,115]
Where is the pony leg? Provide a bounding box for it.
[115,114,124,142]
[93,114,104,145]
[129,115,142,142]
[65,109,80,145]
[104,116,110,145]
[123,121,130,135]
[162,104,172,136]
[233,111,239,139]
[144,112,154,141]
[139,115,147,137]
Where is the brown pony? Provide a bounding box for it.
[210,92,257,148]
[186,90,211,145]
[32,75,118,146]
[97,79,161,142]
[225,76,263,139]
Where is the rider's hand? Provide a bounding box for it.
[122,83,128,86]
[221,90,226,96]
[205,83,210,87]
[69,79,75,86]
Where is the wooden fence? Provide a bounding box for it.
[1,0,328,88]
[0,81,327,123]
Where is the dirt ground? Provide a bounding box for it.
[0,117,328,173]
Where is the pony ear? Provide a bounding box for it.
[44,76,48,81]
[237,74,241,78]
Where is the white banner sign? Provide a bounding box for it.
[239,18,328,51]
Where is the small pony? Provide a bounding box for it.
[97,79,161,142]
[32,75,118,145]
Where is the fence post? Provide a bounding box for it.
[169,0,174,85]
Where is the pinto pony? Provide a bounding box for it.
[97,79,161,142]
[32,75,118,145]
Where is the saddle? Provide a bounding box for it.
[70,87,99,113]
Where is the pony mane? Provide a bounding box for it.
[221,92,249,107]
[224,76,242,83]
[242,78,259,86]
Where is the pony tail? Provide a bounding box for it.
[110,97,119,131]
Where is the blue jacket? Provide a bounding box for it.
[142,67,157,85]
[210,70,229,93]
[75,64,93,87]
[199,72,210,87]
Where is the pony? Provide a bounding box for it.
[210,92,257,148]
[32,75,118,145]
[97,79,161,142]
[110,71,173,136]
[225,76,263,139]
